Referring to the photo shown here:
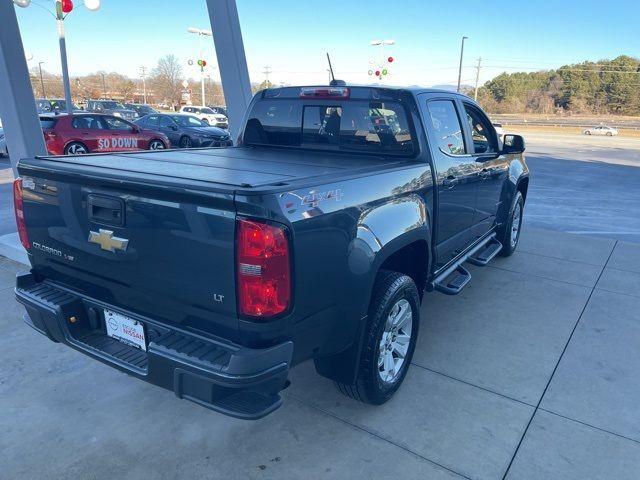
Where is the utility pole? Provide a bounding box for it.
[474,57,482,101]
[100,72,106,98]
[38,61,46,98]
[456,36,468,93]
[140,66,147,104]
[262,65,272,87]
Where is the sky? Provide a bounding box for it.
[13,0,640,89]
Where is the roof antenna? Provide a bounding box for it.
[326,53,346,86]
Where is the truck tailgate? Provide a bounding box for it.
[18,159,239,340]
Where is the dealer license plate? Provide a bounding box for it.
[104,309,146,351]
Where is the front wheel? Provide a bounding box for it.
[585,131,591,135]
[606,132,612,136]
[335,270,420,405]
[498,191,524,256]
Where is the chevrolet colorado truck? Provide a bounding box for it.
[13,85,528,419]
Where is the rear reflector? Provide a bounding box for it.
[300,87,350,99]
[13,179,31,251]
[237,219,291,318]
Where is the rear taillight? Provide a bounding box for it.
[13,179,31,251]
[237,219,291,319]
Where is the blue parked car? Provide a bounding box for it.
[135,113,232,148]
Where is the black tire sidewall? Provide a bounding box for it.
[500,191,524,256]
[64,142,88,155]
[360,273,420,404]
[180,136,191,148]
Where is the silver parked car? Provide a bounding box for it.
[583,125,618,136]
[0,128,7,156]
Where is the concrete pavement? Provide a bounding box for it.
[2,227,639,479]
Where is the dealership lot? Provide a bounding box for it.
[2,228,640,479]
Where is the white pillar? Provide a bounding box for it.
[205,0,253,141]
[0,1,48,175]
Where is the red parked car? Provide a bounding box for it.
[40,113,169,155]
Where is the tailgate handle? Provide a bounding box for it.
[88,195,125,227]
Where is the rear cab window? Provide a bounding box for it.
[243,87,416,156]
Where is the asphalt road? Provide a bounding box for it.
[1,132,639,241]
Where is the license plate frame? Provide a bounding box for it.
[104,309,147,351]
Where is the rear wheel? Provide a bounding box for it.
[64,142,88,155]
[335,270,420,405]
[498,190,524,257]
[606,132,612,136]
[179,136,192,148]
[148,139,165,150]
[201,118,209,125]
[585,131,591,135]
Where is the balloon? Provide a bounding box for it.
[13,0,31,7]
[388,56,394,63]
[84,0,100,11]
[61,0,73,13]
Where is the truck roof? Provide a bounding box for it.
[260,84,467,99]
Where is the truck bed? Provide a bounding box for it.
[22,146,411,193]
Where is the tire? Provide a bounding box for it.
[64,142,88,155]
[606,132,612,136]
[498,190,524,257]
[585,131,591,135]
[179,136,192,148]
[148,139,165,150]
[201,118,209,125]
[335,270,420,405]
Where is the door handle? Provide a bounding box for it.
[443,176,458,188]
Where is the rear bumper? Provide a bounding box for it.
[15,272,293,420]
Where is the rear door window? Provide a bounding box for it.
[39,118,57,129]
[71,116,106,130]
[425,100,466,155]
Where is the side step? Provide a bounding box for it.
[429,233,499,296]
[467,238,503,266]
[433,265,472,295]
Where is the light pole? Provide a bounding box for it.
[14,0,101,114]
[370,39,394,82]
[38,61,45,98]
[187,27,212,106]
[140,66,147,104]
[100,72,106,98]
[457,36,468,93]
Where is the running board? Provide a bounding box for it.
[429,233,498,296]
[433,265,471,295]
[467,238,503,266]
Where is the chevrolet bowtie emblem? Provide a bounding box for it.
[88,229,129,252]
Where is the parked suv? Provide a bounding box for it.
[179,105,228,128]
[87,100,138,121]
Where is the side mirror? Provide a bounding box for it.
[132,126,140,133]
[502,134,525,154]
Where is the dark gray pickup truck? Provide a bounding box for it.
[13,85,528,419]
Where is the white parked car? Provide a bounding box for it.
[179,106,228,128]
[583,125,618,136]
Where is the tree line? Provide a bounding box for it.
[29,54,225,108]
[474,55,640,115]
